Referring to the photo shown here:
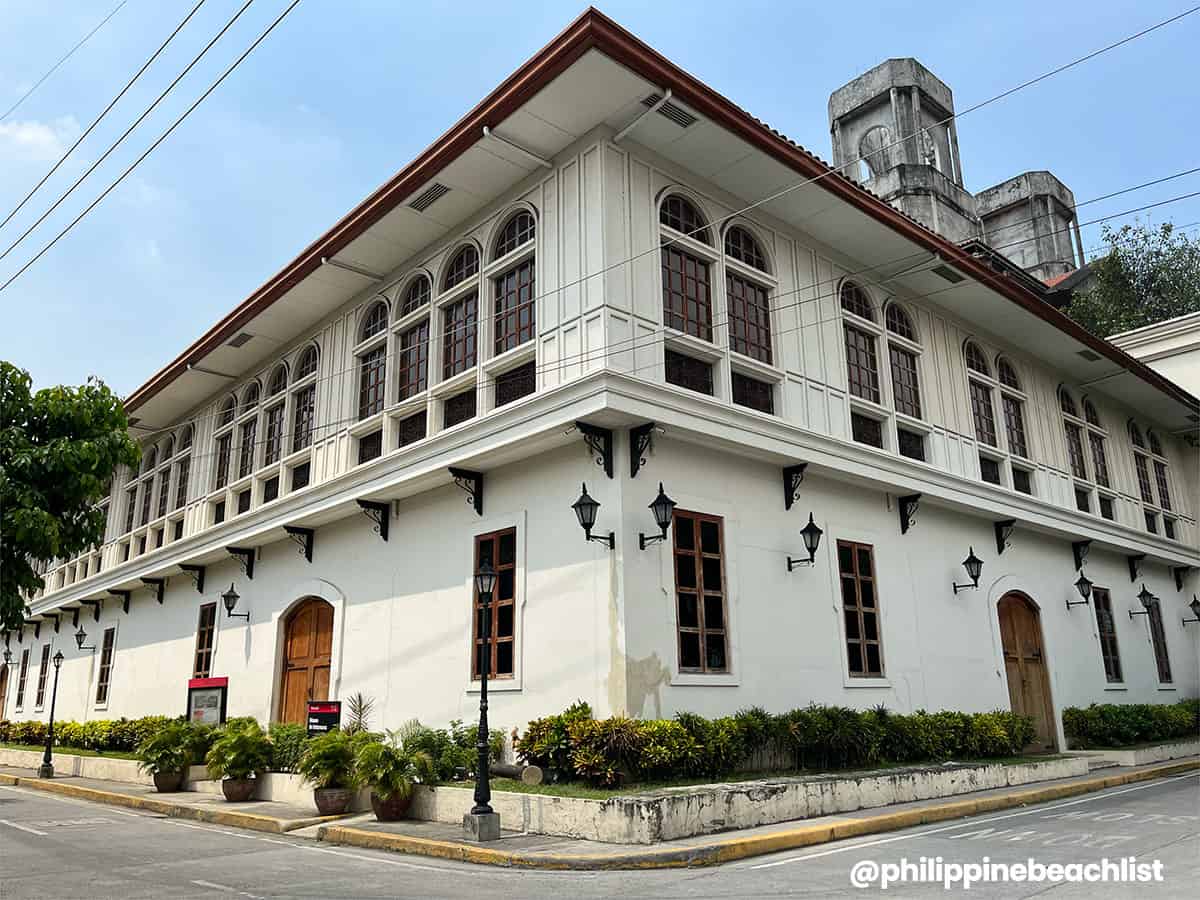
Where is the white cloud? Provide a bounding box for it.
[0,115,80,162]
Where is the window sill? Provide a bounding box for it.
[465,679,522,694]
[431,367,478,399]
[282,446,313,467]
[392,305,430,334]
[663,330,723,363]
[670,673,739,687]
[387,393,429,420]
[895,412,932,435]
[1103,685,1128,691]
[348,411,385,439]
[844,677,891,689]
[729,352,783,383]
[1156,685,1176,692]
[848,396,890,421]
[483,342,536,377]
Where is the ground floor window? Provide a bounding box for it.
[1092,587,1121,683]
[35,644,50,707]
[193,603,217,678]
[838,540,883,677]
[672,510,729,673]
[1148,602,1172,684]
[473,529,516,679]
[15,649,29,709]
[96,628,116,704]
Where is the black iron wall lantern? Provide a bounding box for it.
[639,483,676,550]
[222,583,249,621]
[571,483,614,549]
[1182,595,1200,628]
[953,547,984,594]
[2,648,11,666]
[74,626,96,652]
[1128,584,1156,620]
[1066,573,1092,611]
[786,513,824,571]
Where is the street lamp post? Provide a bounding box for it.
[38,650,65,779]
[464,560,500,842]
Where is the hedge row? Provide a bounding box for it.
[1062,700,1199,749]
[516,702,1038,786]
[0,716,176,752]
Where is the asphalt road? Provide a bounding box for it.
[1,773,1197,899]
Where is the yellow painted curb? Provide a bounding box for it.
[317,759,1199,870]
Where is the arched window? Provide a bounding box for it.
[1058,387,1079,419]
[142,446,157,475]
[178,424,193,451]
[267,365,288,397]
[443,245,479,291]
[964,341,989,376]
[1128,421,1145,449]
[401,276,431,316]
[884,303,915,341]
[360,301,388,342]
[218,396,236,428]
[237,385,261,479]
[264,367,287,466]
[841,282,875,322]
[1083,400,1100,427]
[857,125,892,180]
[724,226,767,271]
[493,211,535,259]
[842,284,880,406]
[963,342,996,450]
[173,425,192,512]
[1078,397,1111,505]
[214,398,235,492]
[1059,388,1088,494]
[295,345,318,380]
[1132,425,1173,536]
[241,382,260,413]
[1147,430,1163,457]
[997,358,1020,390]
[724,227,772,366]
[995,357,1028,463]
[659,194,710,243]
[884,304,921,422]
[160,436,174,460]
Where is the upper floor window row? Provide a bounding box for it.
[1128,420,1175,536]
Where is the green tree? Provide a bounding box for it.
[0,362,139,630]
[1066,222,1200,336]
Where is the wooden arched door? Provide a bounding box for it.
[998,593,1056,751]
[279,598,334,724]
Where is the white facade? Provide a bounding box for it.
[5,12,1197,752]
[1109,311,1200,398]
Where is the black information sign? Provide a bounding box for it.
[306,700,341,737]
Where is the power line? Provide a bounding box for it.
[0,0,257,266]
[0,0,303,292]
[0,1,208,233]
[0,1,128,123]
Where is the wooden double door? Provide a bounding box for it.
[998,593,1056,751]
[279,598,333,725]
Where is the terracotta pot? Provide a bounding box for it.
[314,787,353,816]
[221,778,256,802]
[153,771,184,793]
[370,790,413,821]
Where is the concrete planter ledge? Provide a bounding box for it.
[409,756,1091,844]
[1068,739,1200,767]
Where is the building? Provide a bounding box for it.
[1109,311,1200,400]
[2,10,1197,753]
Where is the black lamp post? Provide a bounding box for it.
[75,626,95,652]
[1183,595,1200,628]
[572,483,614,548]
[222,583,248,621]
[471,560,498,820]
[1067,573,1093,610]
[38,650,64,779]
[639,483,676,550]
[952,547,984,594]
[1129,584,1156,619]
[786,513,824,571]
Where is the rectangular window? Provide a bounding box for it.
[137,535,146,555]
[672,511,729,673]
[1088,433,1110,488]
[397,321,429,400]
[264,403,285,465]
[443,389,477,428]
[1153,461,1172,511]
[291,386,315,452]
[397,410,427,447]
[156,471,170,519]
[1092,588,1122,683]
[263,476,279,503]
[897,428,925,461]
[173,520,184,541]
[358,347,387,420]
[1001,394,1028,458]
[139,479,153,527]
[472,528,517,679]
[35,644,50,707]
[888,345,921,418]
[664,349,713,396]
[193,603,217,679]
[731,371,774,414]
[494,361,536,408]
[236,490,251,515]
[838,540,883,677]
[153,527,163,549]
[661,246,712,341]
[980,456,1002,485]
[124,487,137,534]
[851,412,884,449]
[238,419,257,479]
[442,294,478,378]
[726,274,772,363]
[1164,517,1176,540]
[174,457,190,510]
[357,430,383,464]
[290,462,310,492]
[1133,454,1154,504]
[968,380,997,447]
[15,648,30,708]
[1064,423,1087,480]
[844,326,880,403]
[493,258,536,354]
[96,627,116,704]
[213,500,226,525]
[1144,511,1157,534]
[1099,495,1115,520]
[1075,487,1091,513]
[215,433,232,489]
[1148,603,1172,684]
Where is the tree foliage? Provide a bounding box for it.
[1066,222,1200,336]
[0,361,139,630]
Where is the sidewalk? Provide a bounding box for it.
[3,758,1196,868]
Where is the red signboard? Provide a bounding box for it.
[306,700,341,736]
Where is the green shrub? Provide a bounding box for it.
[1063,701,1198,748]
[353,729,434,801]
[136,722,195,775]
[268,722,309,773]
[402,718,503,782]
[296,729,357,790]
[205,720,272,781]
[515,700,592,772]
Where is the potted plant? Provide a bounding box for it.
[295,729,357,815]
[205,720,272,801]
[136,722,193,792]
[353,728,433,821]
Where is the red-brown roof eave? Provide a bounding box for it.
[124,7,1199,418]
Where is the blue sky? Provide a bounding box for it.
[1,1,1197,394]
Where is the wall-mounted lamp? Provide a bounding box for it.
[571,483,614,549]
[74,626,96,652]
[1128,584,1156,619]
[1066,573,1092,611]
[639,483,676,550]
[1182,595,1200,628]
[2,648,11,666]
[952,547,984,594]
[222,583,249,621]
[786,513,824,571]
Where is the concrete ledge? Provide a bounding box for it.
[1070,739,1200,767]
[0,748,150,785]
[318,759,1200,869]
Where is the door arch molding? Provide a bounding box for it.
[270,579,345,723]
[996,590,1058,751]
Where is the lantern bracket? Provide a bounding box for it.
[448,468,484,516]
[1072,540,1091,572]
[898,494,921,535]
[574,422,614,479]
[109,590,132,615]
[226,547,255,580]
[994,520,1016,555]
[629,422,658,479]
[180,565,206,594]
[284,526,315,563]
[141,578,165,604]
[356,500,390,542]
[1127,554,1145,584]
[782,464,807,511]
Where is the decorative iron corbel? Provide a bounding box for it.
[284,526,315,564]
[109,590,132,614]
[80,599,102,622]
[43,613,60,633]
[72,607,79,628]
[30,620,40,639]
[994,519,1016,556]
[782,464,808,511]
[629,422,657,478]
[1174,566,1193,593]
[898,494,921,535]
[226,547,255,580]
[448,468,483,516]
[1072,540,1092,572]
[1127,554,1145,584]
[356,500,389,542]
[574,422,614,479]
[141,578,165,604]
[180,564,205,594]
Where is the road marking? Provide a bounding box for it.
[0,784,143,817]
[0,819,48,836]
[749,773,1199,870]
[190,880,264,899]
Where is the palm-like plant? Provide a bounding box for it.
[343,693,375,735]
[353,728,434,801]
[136,722,193,776]
[296,729,355,790]
[205,720,273,781]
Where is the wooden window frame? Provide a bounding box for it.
[493,257,536,354]
[1147,602,1172,684]
[1001,393,1028,459]
[660,245,712,341]
[671,510,730,674]
[844,324,881,403]
[193,602,217,679]
[1091,588,1122,683]
[96,627,116,705]
[174,455,190,510]
[838,540,885,677]
[214,432,232,489]
[35,643,51,708]
[291,385,316,452]
[726,272,772,363]
[472,528,517,680]
[887,344,921,418]
[397,320,430,400]
[263,403,285,466]
[357,346,387,420]
[441,293,478,378]
[968,379,998,447]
